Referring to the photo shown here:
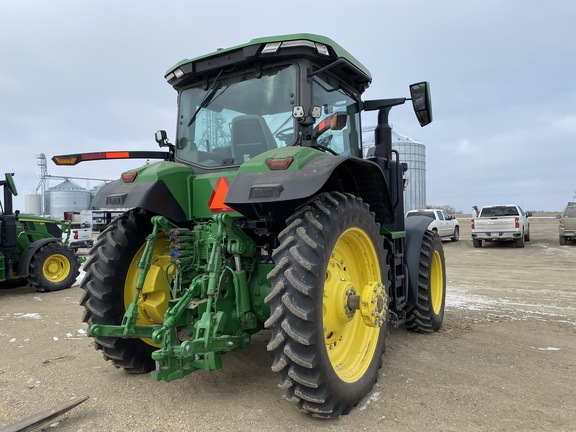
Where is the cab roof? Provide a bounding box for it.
[164,33,372,93]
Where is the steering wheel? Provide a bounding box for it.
[275,127,295,144]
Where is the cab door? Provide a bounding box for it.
[435,210,448,237]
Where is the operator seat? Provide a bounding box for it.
[231,115,277,163]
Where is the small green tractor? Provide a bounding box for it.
[53,34,445,417]
[0,173,80,292]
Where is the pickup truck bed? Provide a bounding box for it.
[406,209,460,241]
[472,205,531,248]
[63,226,94,250]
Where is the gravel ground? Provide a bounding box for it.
[1,216,574,432]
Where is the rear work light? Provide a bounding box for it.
[262,40,329,56]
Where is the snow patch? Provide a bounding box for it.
[73,269,86,287]
[14,313,42,320]
[359,391,381,410]
[446,292,576,325]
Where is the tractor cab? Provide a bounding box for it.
[159,35,373,170]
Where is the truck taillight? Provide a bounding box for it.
[515,217,519,229]
[471,219,475,229]
[559,220,565,228]
[73,230,78,239]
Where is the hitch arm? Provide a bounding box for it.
[90,215,178,339]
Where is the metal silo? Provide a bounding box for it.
[362,127,426,212]
[45,180,91,219]
[89,184,104,203]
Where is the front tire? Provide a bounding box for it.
[80,209,173,373]
[28,242,80,292]
[451,226,460,242]
[405,231,446,332]
[266,192,389,418]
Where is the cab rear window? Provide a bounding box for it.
[564,206,576,218]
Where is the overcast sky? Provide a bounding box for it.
[1,0,575,213]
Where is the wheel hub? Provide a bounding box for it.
[346,281,387,327]
[43,254,70,282]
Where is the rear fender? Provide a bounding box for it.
[92,180,186,222]
[17,238,60,277]
[225,152,393,224]
[404,216,432,305]
[90,162,192,222]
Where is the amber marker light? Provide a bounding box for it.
[265,157,294,171]
[52,155,80,165]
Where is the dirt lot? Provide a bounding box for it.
[1,216,574,432]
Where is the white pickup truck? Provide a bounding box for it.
[62,210,94,250]
[471,204,532,248]
[406,209,460,241]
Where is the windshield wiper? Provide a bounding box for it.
[187,87,220,127]
[186,69,226,127]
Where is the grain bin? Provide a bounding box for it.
[362,128,426,212]
[45,180,91,219]
[25,192,42,215]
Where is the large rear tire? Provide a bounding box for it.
[80,209,173,373]
[266,192,389,418]
[405,231,446,332]
[28,242,80,292]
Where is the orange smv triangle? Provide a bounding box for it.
[208,177,234,213]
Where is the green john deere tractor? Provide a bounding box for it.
[0,173,80,292]
[53,33,445,417]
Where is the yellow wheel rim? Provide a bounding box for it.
[430,250,444,315]
[124,233,174,347]
[42,254,71,282]
[323,227,381,383]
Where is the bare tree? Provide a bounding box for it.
[426,204,456,214]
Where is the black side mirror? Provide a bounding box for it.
[409,82,433,127]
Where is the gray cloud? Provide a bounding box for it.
[1,0,574,213]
